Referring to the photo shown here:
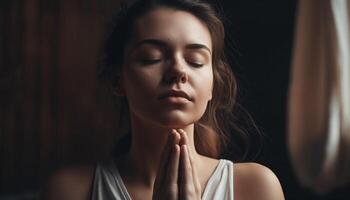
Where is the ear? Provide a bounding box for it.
[111,76,126,96]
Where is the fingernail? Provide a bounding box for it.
[170,129,176,136]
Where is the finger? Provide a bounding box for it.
[179,129,193,152]
[165,131,180,184]
[178,129,195,170]
[180,145,194,196]
[154,130,175,188]
[173,130,181,145]
[179,129,201,192]
[164,144,180,186]
[178,129,188,146]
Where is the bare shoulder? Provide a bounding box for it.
[234,162,285,200]
[41,165,95,200]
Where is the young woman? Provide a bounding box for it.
[43,0,285,199]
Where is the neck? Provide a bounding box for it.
[121,112,199,187]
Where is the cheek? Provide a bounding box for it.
[196,68,213,100]
[123,67,159,97]
[122,67,162,116]
[190,68,213,119]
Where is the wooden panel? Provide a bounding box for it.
[0,0,121,194]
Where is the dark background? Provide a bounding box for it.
[1,0,350,199]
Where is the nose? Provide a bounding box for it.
[163,58,188,84]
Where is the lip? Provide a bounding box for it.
[158,90,192,101]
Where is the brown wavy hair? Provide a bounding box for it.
[99,0,259,162]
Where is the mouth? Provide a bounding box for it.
[158,90,192,101]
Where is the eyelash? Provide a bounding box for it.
[189,61,204,67]
[140,59,161,65]
[139,59,204,68]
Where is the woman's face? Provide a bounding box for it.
[121,7,213,128]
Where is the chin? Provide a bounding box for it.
[156,113,196,129]
[158,119,192,129]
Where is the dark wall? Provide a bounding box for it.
[0,0,123,196]
[226,1,350,200]
[1,0,350,199]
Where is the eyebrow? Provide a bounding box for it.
[132,39,212,54]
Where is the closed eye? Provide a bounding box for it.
[185,52,207,68]
[189,62,204,67]
[140,59,161,65]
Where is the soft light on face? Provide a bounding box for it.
[121,7,213,128]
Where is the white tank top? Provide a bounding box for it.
[91,159,234,200]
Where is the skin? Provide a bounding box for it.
[115,7,215,199]
[42,7,285,200]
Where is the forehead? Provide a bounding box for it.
[129,7,212,50]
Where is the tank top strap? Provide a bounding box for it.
[201,159,234,200]
[91,160,132,200]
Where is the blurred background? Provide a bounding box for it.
[1,0,350,199]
